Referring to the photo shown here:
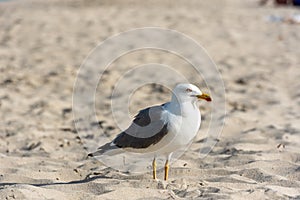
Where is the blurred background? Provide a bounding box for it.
[0,0,300,199]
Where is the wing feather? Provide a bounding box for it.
[113,105,169,149]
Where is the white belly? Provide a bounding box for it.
[149,108,201,156]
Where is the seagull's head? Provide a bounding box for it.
[172,83,212,103]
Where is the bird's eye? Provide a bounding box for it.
[186,88,192,92]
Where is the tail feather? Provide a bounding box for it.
[88,142,121,157]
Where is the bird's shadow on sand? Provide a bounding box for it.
[0,175,105,188]
[0,169,147,189]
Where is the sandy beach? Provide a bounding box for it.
[0,0,300,199]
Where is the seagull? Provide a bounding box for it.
[88,83,211,180]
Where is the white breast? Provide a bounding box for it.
[151,102,201,156]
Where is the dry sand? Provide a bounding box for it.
[0,0,300,199]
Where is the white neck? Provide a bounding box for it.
[167,95,198,117]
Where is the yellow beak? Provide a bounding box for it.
[196,93,212,102]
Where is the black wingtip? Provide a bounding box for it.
[87,153,93,157]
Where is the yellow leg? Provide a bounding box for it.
[164,159,169,181]
[152,158,156,180]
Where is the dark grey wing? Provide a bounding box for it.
[113,105,169,149]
